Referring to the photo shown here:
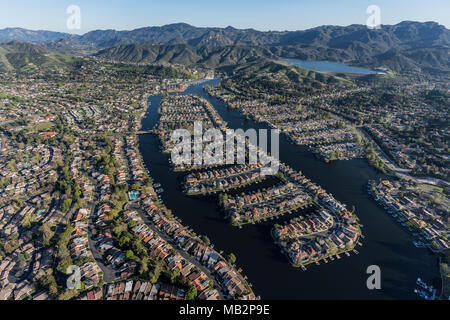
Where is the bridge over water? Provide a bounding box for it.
[136,130,153,135]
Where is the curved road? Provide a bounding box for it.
[358,127,450,187]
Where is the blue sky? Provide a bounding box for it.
[1,0,449,34]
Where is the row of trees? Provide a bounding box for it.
[365,142,390,174]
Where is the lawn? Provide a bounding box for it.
[32,122,55,132]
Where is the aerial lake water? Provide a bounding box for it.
[284,58,381,74]
[138,79,439,300]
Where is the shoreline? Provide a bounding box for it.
[136,77,439,300]
[145,79,364,269]
[135,84,257,299]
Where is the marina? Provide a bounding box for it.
[415,278,438,300]
[138,79,440,299]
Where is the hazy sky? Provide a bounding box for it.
[1,0,449,34]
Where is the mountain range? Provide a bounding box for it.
[0,21,449,74]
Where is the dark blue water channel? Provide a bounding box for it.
[138,79,439,300]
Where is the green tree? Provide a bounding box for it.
[58,289,78,301]
[131,183,141,191]
[139,256,149,276]
[13,199,23,208]
[227,253,237,265]
[169,269,181,284]
[125,250,135,261]
[40,269,58,298]
[202,235,211,246]
[21,213,34,229]
[119,235,131,248]
[57,256,73,274]
[57,224,74,257]
[186,285,197,300]
[149,265,161,284]
[61,198,73,213]
[74,185,82,200]
[40,223,55,247]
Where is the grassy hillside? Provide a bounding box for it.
[229,59,352,86]
[222,60,353,99]
[0,41,76,72]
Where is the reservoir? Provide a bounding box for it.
[284,58,381,74]
[138,79,439,300]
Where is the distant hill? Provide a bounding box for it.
[227,60,351,86]
[0,41,74,72]
[94,43,276,68]
[218,60,353,99]
[0,28,68,43]
[0,21,448,74]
